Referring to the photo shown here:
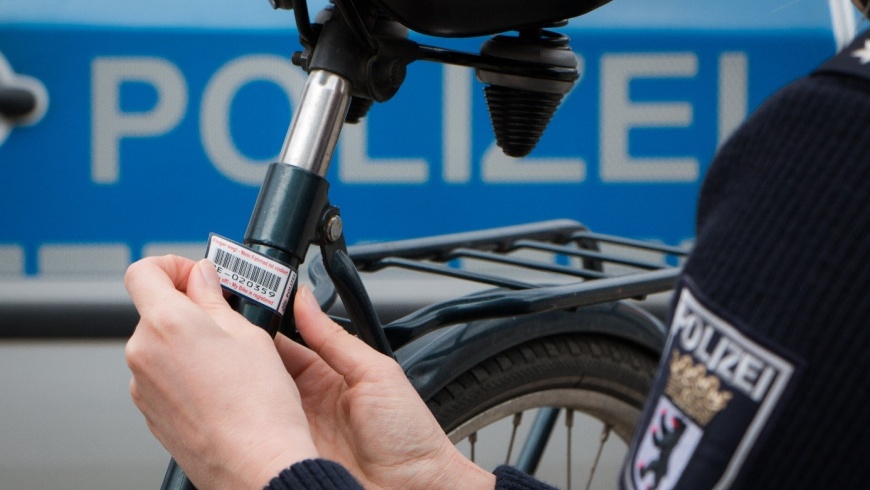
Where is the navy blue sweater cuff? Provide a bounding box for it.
[265,459,363,490]
[493,465,558,490]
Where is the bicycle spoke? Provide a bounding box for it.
[565,409,574,490]
[505,412,523,464]
[584,424,612,490]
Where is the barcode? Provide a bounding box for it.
[213,249,282,292]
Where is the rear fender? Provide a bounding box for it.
[395,300,668,400]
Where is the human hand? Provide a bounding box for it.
[125,256,320,490]
[125,254,494,490]
[278,285,495,490]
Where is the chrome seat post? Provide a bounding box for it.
[278,69,352,178]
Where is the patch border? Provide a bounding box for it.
[623,284,798,490]
[672,287,795,489]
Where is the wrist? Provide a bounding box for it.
[443,450,496,490]
[251,442,321,490]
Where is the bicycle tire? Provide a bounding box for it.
[425,333,657,489]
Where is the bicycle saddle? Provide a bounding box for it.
[368,0,614,37]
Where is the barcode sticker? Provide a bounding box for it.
[205,233,296,315]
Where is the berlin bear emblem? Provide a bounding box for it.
[637,410,688,489]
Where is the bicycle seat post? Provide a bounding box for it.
[232,3,382,337]
[161,51,359,490]
[277,69,352,177]
[235,70,350,336]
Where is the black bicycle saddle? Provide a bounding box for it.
[368,0,614,37]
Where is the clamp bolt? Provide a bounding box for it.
[325,215,343,243]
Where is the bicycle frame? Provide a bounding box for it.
[162,0,685,487]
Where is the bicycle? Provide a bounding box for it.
[161,0,687,488]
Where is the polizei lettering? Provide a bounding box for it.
[671,293,777,402]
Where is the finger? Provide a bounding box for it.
[125,255,197,315]
[185,259,228,309]
[127,257,229,353]
[274,332,322,379]
[186,260,264,335]
[293,286,395,385]
[128,376,142,410]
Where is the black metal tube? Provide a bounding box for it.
[516,408,560,474]
[513,240,670,270]
[571,231,691,256]
[325,248,393,356]
[242,162,330,337]
[376,256,536,290]
[385,267,680,345]
[348,220,586,269]
[417,45,578,82]
[160,459,195,490]
[449,248,608,279]
[332,0,377,53]
[292,0,315,47]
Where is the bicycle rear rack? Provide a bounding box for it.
[309,219,689,347]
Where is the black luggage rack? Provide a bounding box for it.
[308,219,689,347]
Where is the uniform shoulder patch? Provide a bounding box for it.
[623,283,801,490]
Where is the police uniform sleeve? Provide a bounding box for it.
[265,459,363,490]
[621,32,870,489]
[264,460,562,489]
[494,465,559,489]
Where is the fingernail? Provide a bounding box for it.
[199,259,220,289]
[298,285,320,311]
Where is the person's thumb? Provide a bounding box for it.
[294,285,395,385]
[187,259,249,331]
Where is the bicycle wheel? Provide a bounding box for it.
[425,334,657,490]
